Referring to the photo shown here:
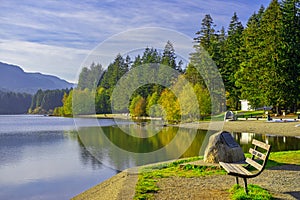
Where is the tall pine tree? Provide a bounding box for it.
[280,0,300,112]
[222,12,244,110]
[235,7,266,108]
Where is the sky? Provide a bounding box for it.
[0,0,271,83]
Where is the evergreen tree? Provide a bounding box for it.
[77,67,89,90]
[259,0,285,113]
[194,14,216,53]
[184,63,204,86]
[191,14,226,113]
[100,54,129,91]
[280,0,300,112]
[131,55,142,68]
[161,40,179,70]
[0,91,32,114]
[77,63,104,90]
[235,7,265,108]
[29,89,71,114]
[141,47,161,63]
[222,12,244,110]
[95,87,111,114]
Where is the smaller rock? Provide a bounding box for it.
[204,131,245,163]
[224,111,236,121]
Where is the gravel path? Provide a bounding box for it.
[154,164,300,200]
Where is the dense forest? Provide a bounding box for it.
[54,0,299,121]
[29,89,71,114]
[0,90,32,114]
[0,89,72,115]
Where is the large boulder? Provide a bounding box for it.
[204,131,245,163]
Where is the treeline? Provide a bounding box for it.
[29,89,71,114]
[53,41,212,122]
[196,0,300,113]
[0,90,32,114]
[54,0,300,120]
[0,89,72,115]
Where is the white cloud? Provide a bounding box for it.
[82,27,194,69]
[0,0,271,82]
[0,40,89,82]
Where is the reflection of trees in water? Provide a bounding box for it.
[69,127,300,171]
[65,130,110,171]
[232,132,300,152]
[181,129,209,157]
[74,126,206,170]
[76,134,105,170]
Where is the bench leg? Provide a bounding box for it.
[235,177,239,185]
[243,178,248,195]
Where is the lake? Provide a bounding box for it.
[0,115,299,199]
[0,115,118,200]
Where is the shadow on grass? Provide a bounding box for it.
[266,160,300,171]
[285,191,300,199]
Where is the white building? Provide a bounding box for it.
[240,100,253,111]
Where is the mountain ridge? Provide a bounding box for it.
[0,62,74,94]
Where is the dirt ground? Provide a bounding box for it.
[154,164,300,200]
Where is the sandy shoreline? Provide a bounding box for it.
[178,120,300,137]
[72,120,299,200]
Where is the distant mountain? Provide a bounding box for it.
[0,62,74,94]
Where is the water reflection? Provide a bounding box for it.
[232,132,300,152]
[77,126,206,171]
[76,134,107,171]
[77,125,300,171]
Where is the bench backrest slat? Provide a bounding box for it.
[252,139,271,150]
[249,148,267,160]
[247,139,271,175]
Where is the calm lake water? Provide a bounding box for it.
[0,115,299,199]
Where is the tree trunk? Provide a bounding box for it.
[276,105,281,115]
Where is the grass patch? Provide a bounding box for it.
[230,184,273,200]
[134,156,225,199]
[244,150,300,169]
[268,150,300,166]
[201,110,266,121]
[135,175,159,200]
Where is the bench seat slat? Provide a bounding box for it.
[219,162,252,176]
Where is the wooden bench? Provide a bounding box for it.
[219,139,271,194]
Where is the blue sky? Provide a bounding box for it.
[0,0,271,82]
